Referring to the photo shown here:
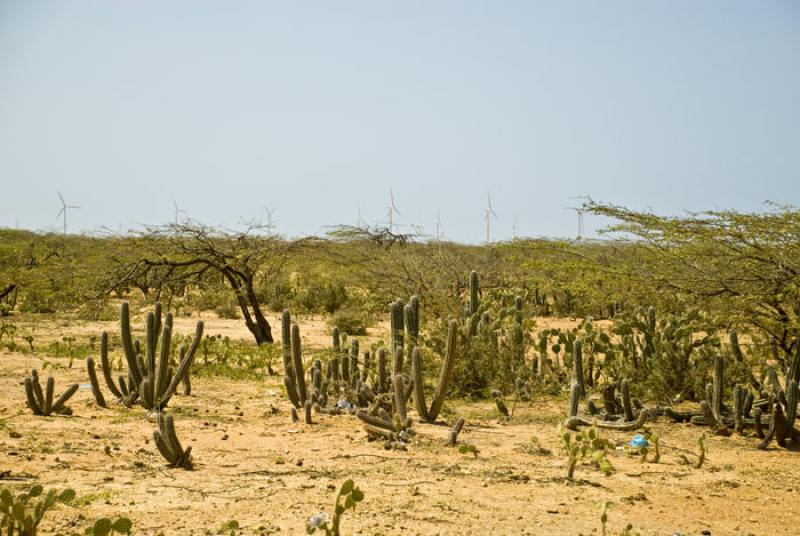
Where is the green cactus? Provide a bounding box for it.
[620,379,634,422]
[0,484,76,536]
[86,356,106,408]
[153,413,193,469]
[113,302,203,411]
[729,330,744,363]
[291,323,307,405]
[304,400,313,424]
[733,384,744,434]
[447,417,465,446]
[390,300,404,355]
[412,320,458,423]
[96,331,135,407]
[567,381,580,418]
[376,348,388,394]
[712,354,723,422]
[24,370,77,417]
[573,340,585,397]
[469,270,479,315]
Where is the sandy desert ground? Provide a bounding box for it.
[1,313,798,535]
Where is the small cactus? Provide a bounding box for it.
[447,417,465,446]
[24,370,78,416]
[153,413,193,469]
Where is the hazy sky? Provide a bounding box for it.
[1,1,798,242]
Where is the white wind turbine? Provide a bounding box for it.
[56,192,81,235]
[564,204,585,240]
[172,198,186,225]
[356,205,367,228]
[264,207,277,235]
[386,189,401,234]
[484,193,497,243]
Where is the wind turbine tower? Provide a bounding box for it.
[387,189,401,234]
[56,192,81,235]
[484,193,497,243]
[264,207,277,235]
[172,198,186,225]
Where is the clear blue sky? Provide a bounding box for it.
[1,1,798,242]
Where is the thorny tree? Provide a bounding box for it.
[583,201,800,358]
[111,221,314,345]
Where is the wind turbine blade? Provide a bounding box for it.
[58,191,65,204]
[56,208,64,217]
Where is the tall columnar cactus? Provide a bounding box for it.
[281,310,294,381]
[350,339,360,384]
[393,375,408,423]
[712,354,724,422]
[115,302,203,411]
[469,270,479,315]
[282,311,301,408]
[729,330,744,363]
[24,370,78,416]
[786,379,798,426]
[86,356,107,408]
[572,340,585,398]
[153,413,193,469]
[620,379,634,422]
[291,323,307,405]
[412,320,458,423]
[94,331,136,406]
[392,347,404,377]
[376,348,388,394]
[733,384,745,434]
[390,300,405,355]
[567,381,580,418]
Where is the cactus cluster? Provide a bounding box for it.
[564,376,650,432]
[89,303,203,412]
[23,369,78,416]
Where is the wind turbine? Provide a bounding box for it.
[356,205,367,228]
[512,215,518,240]
[172,198,186,225]
[435,211,443,241]
[484,193,497,243]
[564,207,584,240]
[264,207,277,235]
[387,189,401,234]
[56,192,81,235]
